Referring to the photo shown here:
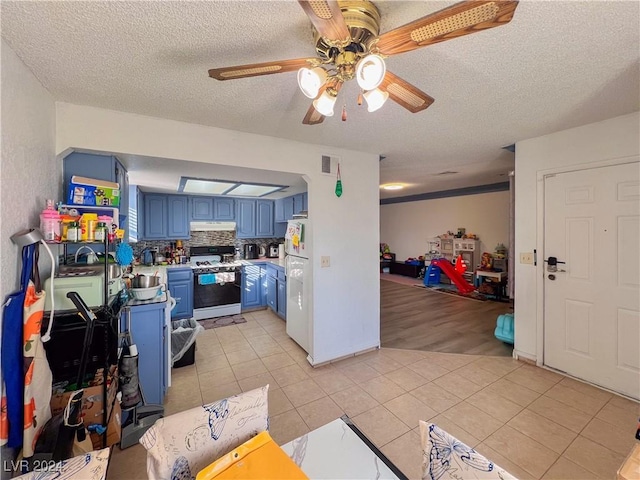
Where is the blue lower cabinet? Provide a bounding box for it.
[277,279,286,319]
[120,302,168,405]
[241,264,266,309]
[266,275,277,311]
[266,264,286,319]
[167,268,194,320]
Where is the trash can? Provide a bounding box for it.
[171,318,204,368]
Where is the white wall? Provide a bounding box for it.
[0,39,57,299]
[380,191,510,261]
[514,111,640,361]
[56,103,381,364]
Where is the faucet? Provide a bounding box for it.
[75,245,98,264]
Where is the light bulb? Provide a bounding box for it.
[313,90,337,117]
[356,54,386,91]
[297,67,328,99]
[363,88,389,112]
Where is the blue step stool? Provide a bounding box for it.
[424,264,441,285]
[494,313,514,344]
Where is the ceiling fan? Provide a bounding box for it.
[209,0,519,125]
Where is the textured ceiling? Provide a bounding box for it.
[2,1,639,199]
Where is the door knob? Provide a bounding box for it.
[545,256,566,273]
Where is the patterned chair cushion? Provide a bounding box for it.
[420,421,517,480]
[140,385,269,480]
[13,448,110,479]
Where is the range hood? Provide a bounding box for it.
[190,221,236,232]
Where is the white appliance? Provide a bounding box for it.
[285,219,311,355]
[44,273,105,311]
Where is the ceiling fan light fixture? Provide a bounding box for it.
[355,54,386,91]
[363,88,389,112]
[297,67,328,99]
[313,90,337,117]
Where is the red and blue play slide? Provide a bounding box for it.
[427,258,475,294]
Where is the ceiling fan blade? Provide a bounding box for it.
[376,1,519,56]
[297,0,351,43]
[380,71,434,113]
[209,58,316,81]
[302,104,325,125]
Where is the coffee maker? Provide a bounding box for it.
[267,243,279,258]
[244,243,258,259]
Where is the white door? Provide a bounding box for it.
[286,255,310,353]
[544,160,640,399]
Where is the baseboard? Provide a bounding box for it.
[309,342,380,366]
[513,349,536,364]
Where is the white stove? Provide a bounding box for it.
[190,246,242,320]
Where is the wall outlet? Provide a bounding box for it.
[520,252,534,264]
[321,256,330,268]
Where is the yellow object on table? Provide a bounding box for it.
[196,431,308,480]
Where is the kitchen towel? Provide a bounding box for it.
[198,274,216,285]
[215,272,235,284]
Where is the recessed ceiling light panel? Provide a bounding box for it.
[381,184,404,190]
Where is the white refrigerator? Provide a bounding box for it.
[285,219,311,355]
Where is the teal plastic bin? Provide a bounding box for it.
[494,313,514,344]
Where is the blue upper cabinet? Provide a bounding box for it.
[63,151,130,236]
[167,195,189,238]
[236,199,256,238]
[293,193,306,215]
[214,198,235,220]
[236,199,274,238]
[142,194,189,240]
[143,194,167,239]
[274,198,285,222]
[274,193,306,223]
[191,196,214,220]
[256,200,274,237]
[190,196,235,221]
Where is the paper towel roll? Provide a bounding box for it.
[279,243,285,259]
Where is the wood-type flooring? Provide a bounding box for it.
[380,279,513,356]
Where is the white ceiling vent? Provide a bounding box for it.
[321,155,340,176]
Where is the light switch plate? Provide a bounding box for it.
[321,256,330,268]
[520,252,534,264]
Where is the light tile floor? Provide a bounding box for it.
[108,309,639,479]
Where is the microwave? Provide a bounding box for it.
[44,273,105,312]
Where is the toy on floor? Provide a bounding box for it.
[494,313,514,344]
[424,258,475,293]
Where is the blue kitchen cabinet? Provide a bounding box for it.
[293,193,307,215]
[167,268,193,320]
[266,263,286,319]
[266,275,277,311]
[191,196,214,220]
[256,200,274,237]
[141,194,189,240]
[236,199,256,238]
[120,302,168,405]
[283,196,295,221]
[274,198,285,222]
[214,198,235,220]
[63,151,130,237]
[241,264,266,309]
[277,277,287,319]
[143,194,167,240]
[167,195,189,238]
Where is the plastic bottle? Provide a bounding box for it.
[40,200,61,242]
[79,213,98,241]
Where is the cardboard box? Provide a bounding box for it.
[50,366,118,428]
[90,401,121,449]
[68,175,120,207]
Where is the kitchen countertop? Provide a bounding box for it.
[244,258,286,268]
